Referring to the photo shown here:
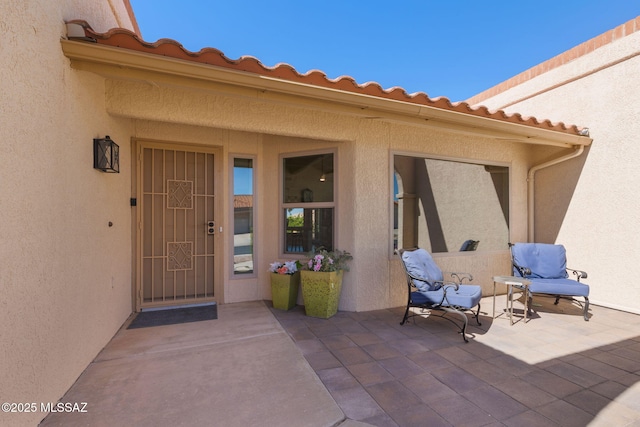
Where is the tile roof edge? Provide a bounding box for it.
[66,20,585,137]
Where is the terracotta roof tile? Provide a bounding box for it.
[67,20,586,137]
[234,195,253,209]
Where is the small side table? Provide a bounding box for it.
[493,276,531,325]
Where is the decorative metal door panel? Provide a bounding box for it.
[138,144,218,309]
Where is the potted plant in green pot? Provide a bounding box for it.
[301,248,353,318]
[269,260,302,310]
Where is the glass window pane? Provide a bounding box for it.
[284,208,334,253]
[283,154,333,203]
[393,155,509,253]
[234,158,253,274]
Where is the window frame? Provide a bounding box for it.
[390,151,511,257]
[280,149,337,257]
[229,154,257,278]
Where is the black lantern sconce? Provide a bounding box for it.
[93,135,119,173]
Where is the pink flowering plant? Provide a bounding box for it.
[305,248,353,272]
[269,260,302,275]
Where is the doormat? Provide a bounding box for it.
[127,304,217,329]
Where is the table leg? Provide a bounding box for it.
[524,285,528,323]
[508,284,514,325]
[492,281,496,319]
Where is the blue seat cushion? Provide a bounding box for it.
[528,278,589,297]
[511,243,569,279]
[412,284,482,309]
[402,249,444,292]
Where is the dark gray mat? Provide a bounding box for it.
[128,304,217,329]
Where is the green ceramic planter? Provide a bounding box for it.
[301,270,343,318]
[270,272,300,310]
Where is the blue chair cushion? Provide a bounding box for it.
[528,278,590,297]
[412,284,482,309]
[511,243,568,279]
[402,249,444,292]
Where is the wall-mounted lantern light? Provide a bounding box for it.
[93,135,119,173]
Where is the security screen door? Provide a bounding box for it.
[137,142,221,310]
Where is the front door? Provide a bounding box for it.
[136,141,221,311]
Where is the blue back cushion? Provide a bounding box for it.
[402,249,444,292]
[511,243,568,279]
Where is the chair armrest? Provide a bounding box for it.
[436,281,461,291]
[513,263,531,277]
[568,268,587,281]
[405,271,429,284]
[406,270,460,292]
[446,272,473,283]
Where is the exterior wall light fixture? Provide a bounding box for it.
[93,135,119,173]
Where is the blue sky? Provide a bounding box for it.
[130,1,639,102]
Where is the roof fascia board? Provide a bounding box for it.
[61,40,590,148]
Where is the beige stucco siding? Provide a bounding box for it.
[117,79,541,311]
[347,122,518,310]
[472,29,640,314]
[105,79,362,142]
[1,2,135,426]
[384,125,533,302]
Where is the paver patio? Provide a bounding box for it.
[273,295,640,427]
[40,295,640,426]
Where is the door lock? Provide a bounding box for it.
[207,221,215,235]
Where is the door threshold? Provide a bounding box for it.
[141,301,217,312]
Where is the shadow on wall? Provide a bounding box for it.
[394,155,510,253]
[533,145,591,243]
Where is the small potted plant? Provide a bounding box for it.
[269,260,302,311]
[301,248,353,318]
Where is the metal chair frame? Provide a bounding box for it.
[398,249,481,342]
[510,243,590,321]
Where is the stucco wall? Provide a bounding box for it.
[0,2,135,426]
[471,27,640,313]
[107,77,540,312]
[381,124,533,303]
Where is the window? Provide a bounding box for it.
[233,158,254,274]
[393,155,509,253]
[282,153,334,253]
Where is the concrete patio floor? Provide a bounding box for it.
[40,295,640,426]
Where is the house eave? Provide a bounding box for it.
[61,39,592,148]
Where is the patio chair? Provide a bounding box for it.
[398,248,482,342]
[510,243,590,321]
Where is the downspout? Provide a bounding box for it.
[527,144,585,242]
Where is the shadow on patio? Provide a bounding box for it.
[272,296,640,427]
[39,296,640,427]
